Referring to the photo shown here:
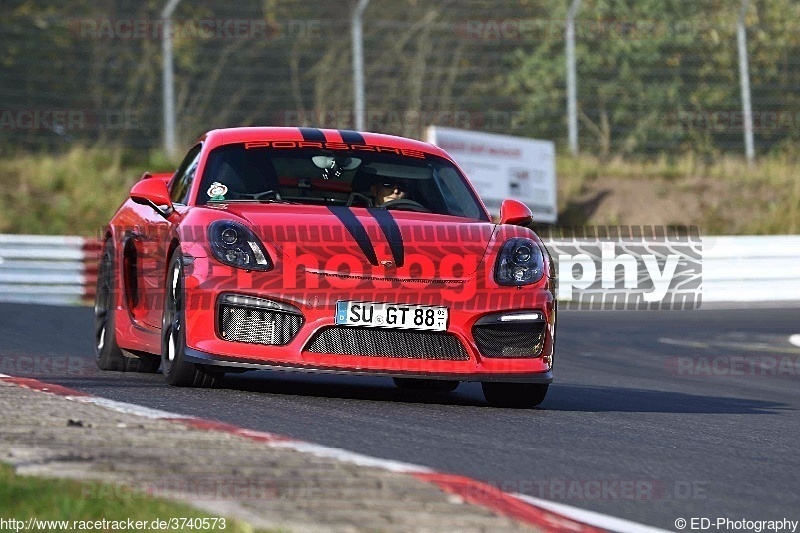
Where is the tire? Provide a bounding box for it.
[95,239,128,371]
[481,382,548,408]
[392,377,459,392]
[161,248,220,388]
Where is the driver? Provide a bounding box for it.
[370,178,408,205]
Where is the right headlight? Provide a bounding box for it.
[208,220,272,271]
[494,238,545,286]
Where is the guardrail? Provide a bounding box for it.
[0,235,99,306]
[0,234,797,306]
[702,235,800,302]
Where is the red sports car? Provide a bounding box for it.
[95,127,556,407]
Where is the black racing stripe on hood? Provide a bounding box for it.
[327,206,379,266]
[368,208,404,267]
[298,127,327,142]
[338,130,366,144]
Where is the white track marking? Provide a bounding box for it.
[713,341,800,354]
[0,373,9,378]
[68,396,193,419]
[789,334,800,348]
[513,493,672,533]
[270,440,431,474]
[657,337,708,348]
[659,336,800,354]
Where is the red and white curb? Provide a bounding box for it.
[0,373,669,533]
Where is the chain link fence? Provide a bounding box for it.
[1,0,799,158]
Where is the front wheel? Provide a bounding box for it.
[161,249,220,388]
[481,382,548,408]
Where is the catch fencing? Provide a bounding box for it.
[1,1,799,160]
[0,234,797,307]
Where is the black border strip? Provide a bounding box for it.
[368,208,404,267]
[183,346,554,383]
[327,206,379,266]
[338,130,366,144]
[298,127,327,142]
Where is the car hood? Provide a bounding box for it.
[213,203,496,282]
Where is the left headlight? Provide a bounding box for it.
[494,238,545,286]
[208,220,272,271]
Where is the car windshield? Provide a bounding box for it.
[196,143,489,221]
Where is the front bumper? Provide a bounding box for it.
[181,255,556,381]
[184,347,553,383]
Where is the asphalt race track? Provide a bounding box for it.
[1,303,798,531]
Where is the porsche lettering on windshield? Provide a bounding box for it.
[243,140,427,159]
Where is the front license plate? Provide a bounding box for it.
[335,301,448,332]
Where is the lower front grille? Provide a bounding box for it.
[305,327,469,360]
[219,304,303,345]
[472,322,546,358]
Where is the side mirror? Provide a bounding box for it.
[499,199,533,226]
[130,178,174,218]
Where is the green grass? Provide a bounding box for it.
[555,152,800,234]
[0,146,176,237]
[0,145,798,235]
[0,463,269,532]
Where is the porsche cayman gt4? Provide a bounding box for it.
[95,127,556,407]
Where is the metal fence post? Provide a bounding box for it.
[162,0,182,158]
[566,0,583,157]
[352,0,371,132]
[737,0,755,165]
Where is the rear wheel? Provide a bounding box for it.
[94,239,127,371]
[392,377,459,392]
[161,249,220,388]
[481,382,548,408]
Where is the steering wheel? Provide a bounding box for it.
[346,192,374,207]
[236,189,281,201]
[380,198,431,213]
